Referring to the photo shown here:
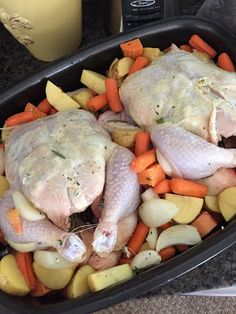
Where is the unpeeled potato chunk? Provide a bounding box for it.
[218,187,236,221]
[0,254,30,296]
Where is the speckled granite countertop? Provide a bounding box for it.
[0,0,236,313]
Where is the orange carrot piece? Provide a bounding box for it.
[87,93,108,111]
[153,179,171,194]
[15,252,37,291]
[126,221,149,257]
[5,112,35,127]
[170,178,208,198]
[105,78,123,112]
[159,246,176,261]
[179,44,193,53]
[191,211,218,237]
[0,143,4,150]
[24,103,47,119]
[128,56,149,76]
[134,131,151,156]
[118,255,133,265]
[189,34,216,58]
[130,148,156,173]
[6,208,22,234]
[120,38,143,59]
[138,163,165,187]
[159,222,173,232]
[37,98,53,113]
[48,107,58,115]
[31,278,51,297]
[218,52,235,72]
[175,244,189,252]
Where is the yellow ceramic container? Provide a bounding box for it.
[0,0,82,61]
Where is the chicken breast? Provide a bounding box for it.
[120,45,236,142]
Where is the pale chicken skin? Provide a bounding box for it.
[2,109,140,260]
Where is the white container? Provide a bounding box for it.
[0,0,82,61]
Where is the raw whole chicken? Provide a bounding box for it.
[1,109,140,261]
[120,45,236,143]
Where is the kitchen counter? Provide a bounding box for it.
[0,0,236,313]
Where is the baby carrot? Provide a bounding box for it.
[120,38,143,59]
[175,244,189,252]
[138,163,165,187]
[189,34,216,58]
[153,179,171,194]
[31,278,51,297]
[15,252,37,291]
[105,78,123,112]
[170,178,208,198]
[134,131,151,156]
[130,148,157,173]
[37,98,52,113]
[128,56,149,76]
[179,44,193,53]
[218,52,235,72]
[48,107,58,115]
[5,112,35,127]
[191,211,218,237]
[159,222,173,232]
[24,103,47,119]
[126,221,149,257]
[159,246,176,261]
[6,208,22,234]
[87,93,108,111]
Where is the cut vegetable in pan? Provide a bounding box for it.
[130,250,161,271]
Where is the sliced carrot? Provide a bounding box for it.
[24,103,47,119]
[134,131,151,156]
[170,178,208,198]
[159,222,173,232]
[159,246,176,261]
[189,34,216,58]
[87,93,108,111]
[48,107,58,115]
[37,98,53,113]
[120,38,143,59]
[128,56,149,76]
[138,163,165,187]
[6,208,22,234]
[179,44,193,53]
[118,255,133,265]
[105,78,123,112]
[126,221,149,257]
[31,278,51,297]
[153,179,171,194]
[15,252,37,291]
[0,143,4,150]
[5,112,35,127]
[191,211,218,237]
[218,52,235,72]
[175,244,189,252]
[130,148,156,173]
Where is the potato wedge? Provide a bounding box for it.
[110,57,134,79]
[71,88,94,109]
[6,239,38,253]
[0,175,10,197]
[204,195,221,213]
[130,250,161,271]
[165,193,203,224]
[1,123,12,143]
[111,128,141,148]
[33,262,75,290]
[87,264,133,292]
[108,58,119,78]
[34,251,77,269]
[143,47,162,62]
[46,81,80,111]
[80,70,106,94]
[193,51,210,62]
[0,254,30,296]
[218,187,236,221]
[139,199,179,227]
[67,265,95,299]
